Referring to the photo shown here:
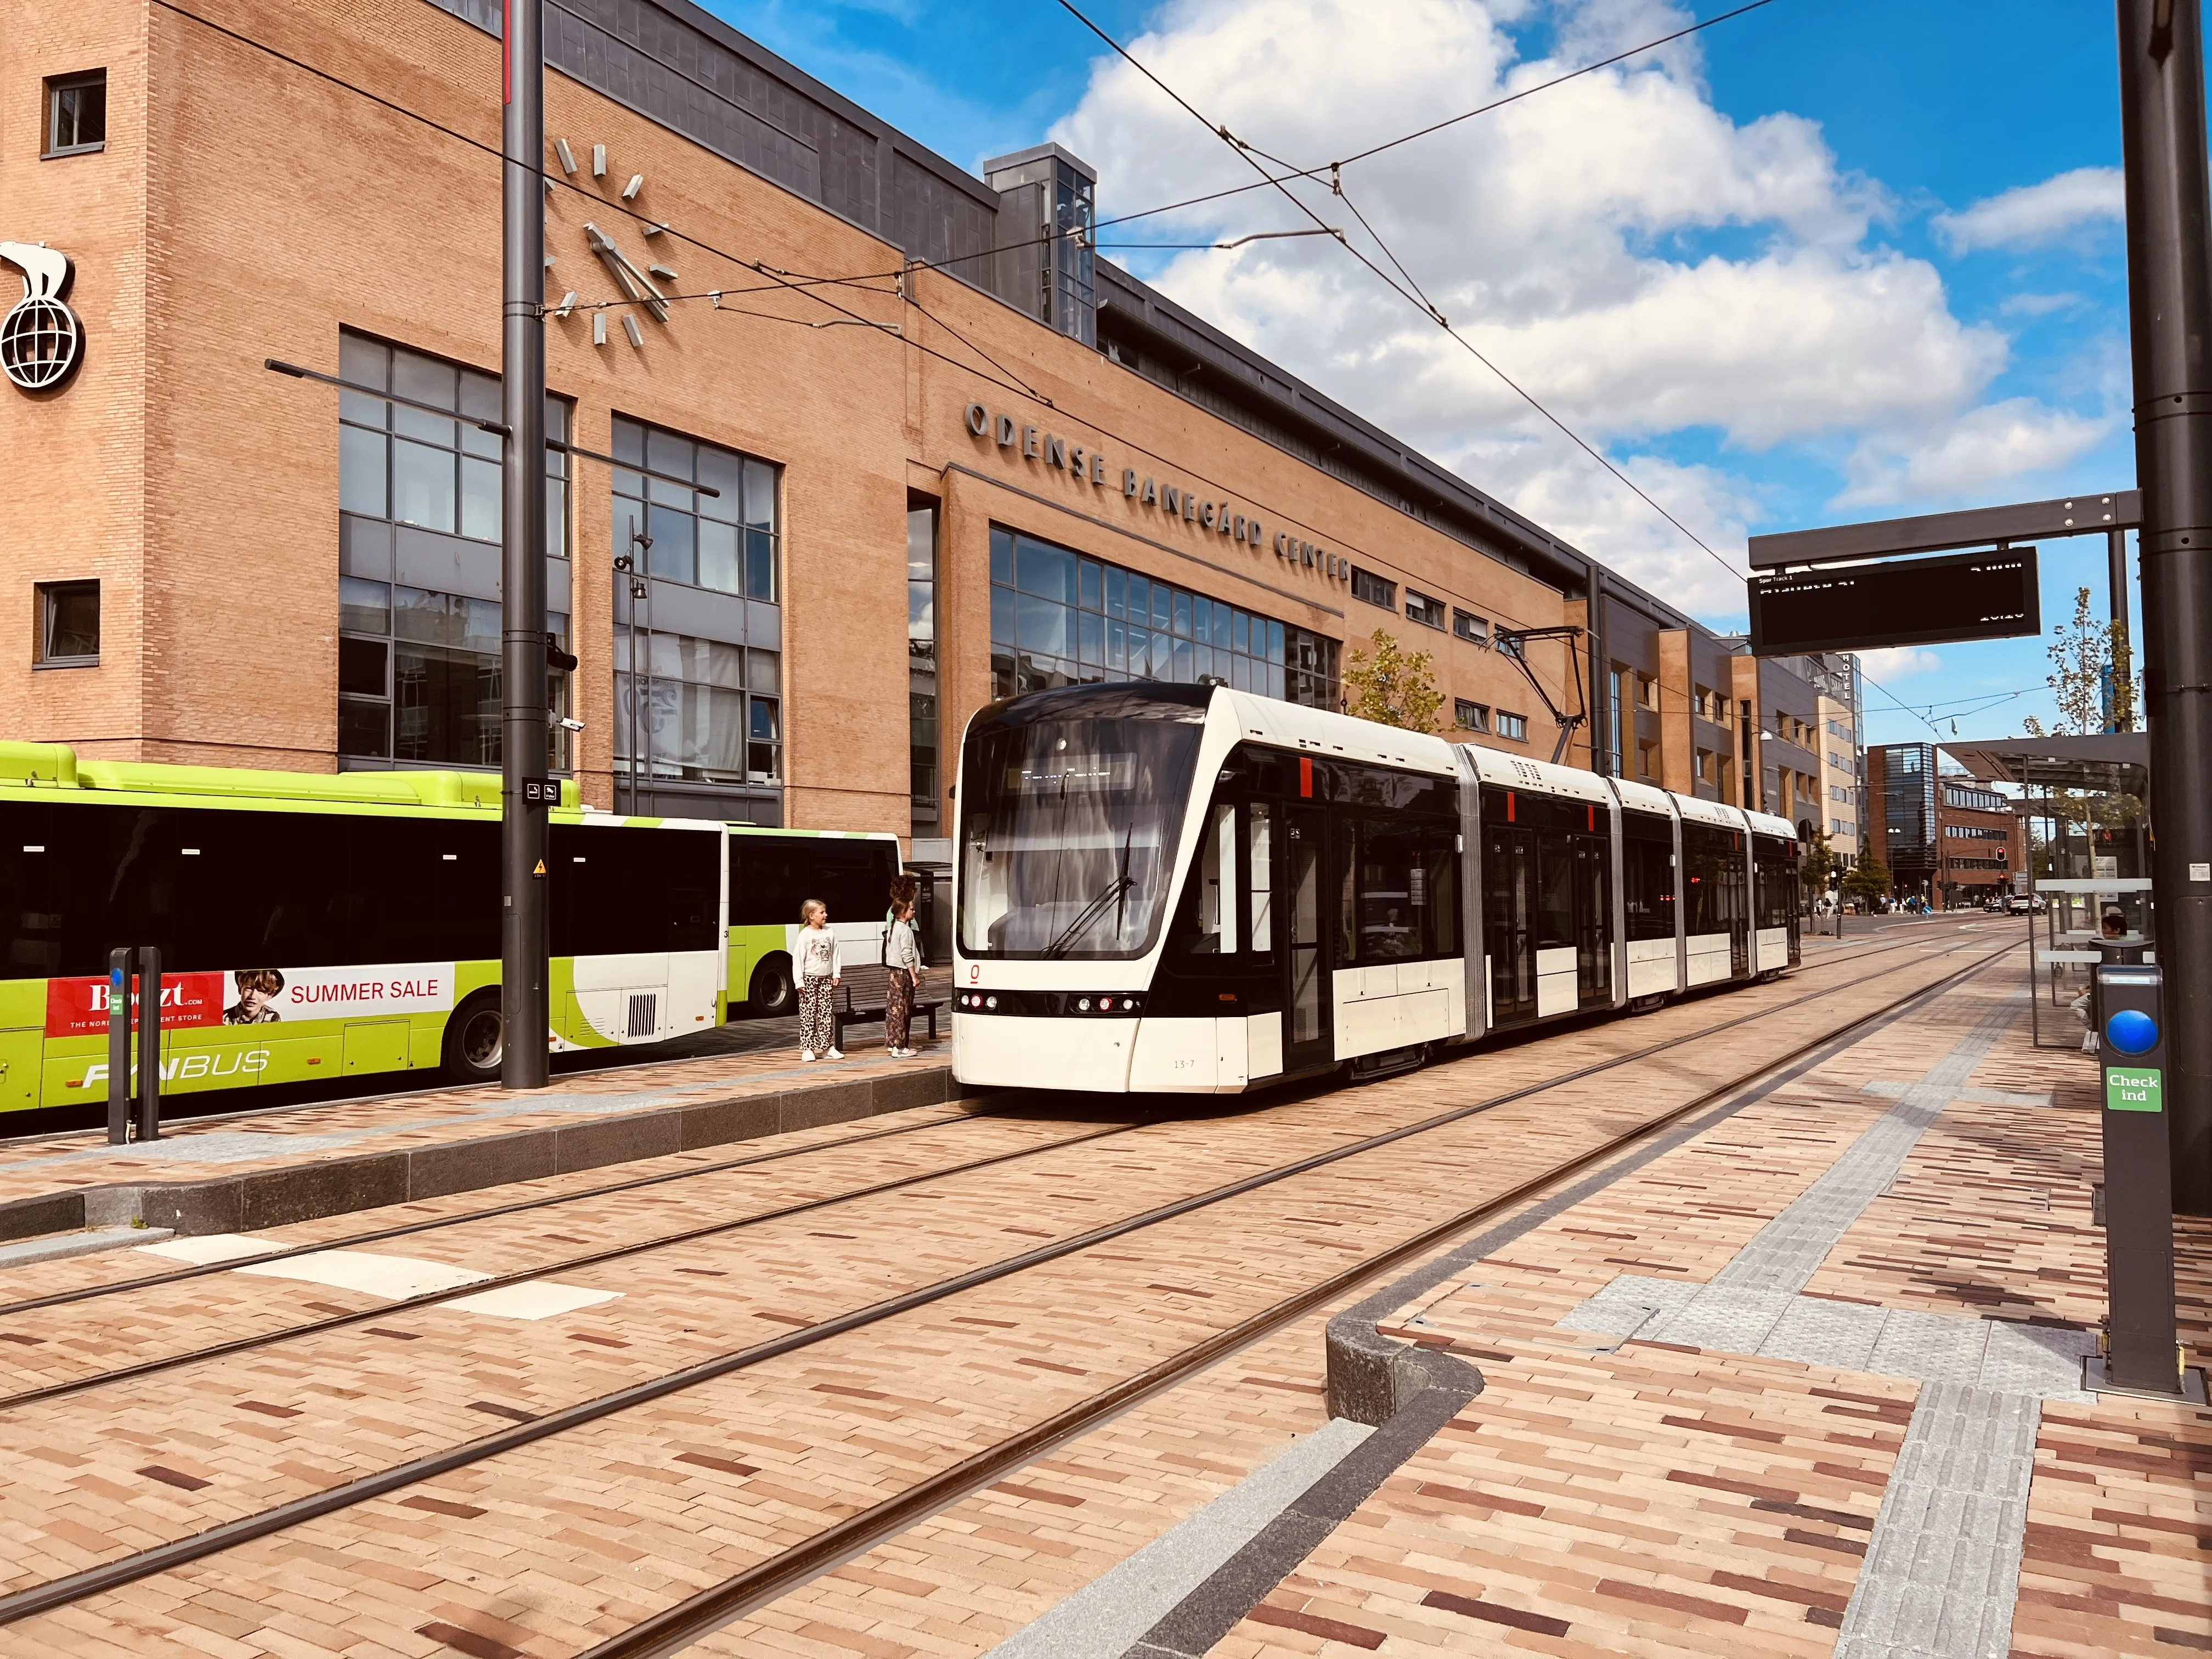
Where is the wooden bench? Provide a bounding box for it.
[832,963,950,1051]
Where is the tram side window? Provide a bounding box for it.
[1183,803,1238,953]
[1681,823,1747,936]
[1621,815,1675,942]
[1534,833,1577,950]
[1247,802,1273,952]
[1347,819,1457,961]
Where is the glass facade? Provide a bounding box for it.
[611,417,778,602]
[336,335,570,771]
[989,526,1338,708]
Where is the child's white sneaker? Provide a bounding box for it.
[825,1048,844,1060]
[800,1050,815,1063]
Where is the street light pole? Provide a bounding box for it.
[2119,0,2212,1210]
[500,0,550,1090]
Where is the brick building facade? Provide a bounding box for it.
[1868,742,2024,905]
[4,0,1859,855]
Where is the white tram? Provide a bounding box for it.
[950,682,1800,1094]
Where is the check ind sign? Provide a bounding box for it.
[2106,1066,2163,1113]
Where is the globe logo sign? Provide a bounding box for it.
[0,242,82,393]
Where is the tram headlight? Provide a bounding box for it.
[1077,997,1092,1011]
[985,995,998,1009]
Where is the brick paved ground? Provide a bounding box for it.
[698,946,2208,1659]
[0,927,1998,1653]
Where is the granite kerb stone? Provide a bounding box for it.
[0,1062,956,1240]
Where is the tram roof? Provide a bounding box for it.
[1216,689,1461,777]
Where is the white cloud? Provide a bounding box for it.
[1932,167,2125,255]
[1999,291,2085,318]
[1837,397,2115,506]
[1047,0,2102,611]
[1859,646,1942,681]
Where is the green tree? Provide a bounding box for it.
[1344,628,1445,733]
[1801,823,1836,900]
[2024,585,2135,737]
[2021,585,2142,844]
[1841,856,1891,905]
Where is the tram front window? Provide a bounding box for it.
[958,708,1203,959]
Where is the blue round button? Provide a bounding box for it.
[2106,1008,2158,1056]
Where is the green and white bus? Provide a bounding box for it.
[723,829,905,1018]
[0,742,726,1114]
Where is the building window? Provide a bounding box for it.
[1943,823,2010,842]
[1451,608,1488,646]
[335,335,572,770]
[1496,710,1528,742]
[1351,567,1396,611]
[615,630,781,787]
[34,579,98,665]
[1606,665,1625,777]
[338,334,569,556]
[909,501,939,833]
[987,524,1336,708]
[1637,738,1658,779]
[1405,589,1444,630]
[1637,672,1658,711]
[44,71,105,155]
[337,578,573,771]
[1454,698,1488,732]
[611,417,777,602]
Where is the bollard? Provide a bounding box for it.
[134,945,162,1143]
[2096,962,2181,1394]
[105,946,133,1146]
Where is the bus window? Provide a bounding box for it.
[729,835,810,926]
[809,839,900,922]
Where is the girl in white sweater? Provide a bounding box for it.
[795,899,842,1060]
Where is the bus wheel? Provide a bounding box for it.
[750,954,794,1015]
[443,992,505,1082]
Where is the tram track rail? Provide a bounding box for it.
[0,921,1960,1330]
[0,927,1977,1409]
[0,929,2018,1635]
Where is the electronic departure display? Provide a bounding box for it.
[1747,547,2041,655]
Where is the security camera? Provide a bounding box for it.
[552,715,586,733]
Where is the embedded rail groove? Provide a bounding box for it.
[0,929,1955,1358]
[0,929,1969,1409]
[0,932,2014,1633]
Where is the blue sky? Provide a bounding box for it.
[707,0,2142,752]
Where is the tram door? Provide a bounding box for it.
[1486,828,1537,1023]
[1283,806,1333,1068]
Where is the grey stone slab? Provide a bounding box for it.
[1835,1383,2039,1659]
[1559,1274,1701,1339]
[1977,1321,2097,1398]
[134,1179,245,1235]
[0,1189,87,1244]
[1868,1310,1994,1389]
[0,1224,173,1268]
[240,1153,411,1230]
[676,1096,781,1152]
[869,1066,955,1115]
[1758,1295,1889,1372]
[407,1127,559,1200]
[1649,1284,1796,1353]
[780,1080,874,1131]
[981,1419,1374,1659]
[555,1112,685,1174]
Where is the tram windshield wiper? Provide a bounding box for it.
[1042,824,1135,959]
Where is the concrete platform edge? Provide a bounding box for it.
[0,1063,956,1240]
